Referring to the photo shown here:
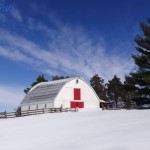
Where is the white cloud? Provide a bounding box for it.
[0,45,35,64]
[0,85,25,111]
[11,9,22,22]
[0,13,6,22]
[0,16,135,82]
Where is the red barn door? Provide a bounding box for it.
[70,102,77,108]
[74,88,81,100]
[78,102,84,108]
[70,102,84,108]
[70,88,84,108]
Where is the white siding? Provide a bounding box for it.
[38,104,45,109]
[54,78,100,108]
[21,106,29,111]
[46,103,54,108]
[30,105,37,110]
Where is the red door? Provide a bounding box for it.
[78,102,84,108]
[70,102,84,108]
[74,88,81,100]
[70,102,77,108]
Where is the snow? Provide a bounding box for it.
[0,109,150,150]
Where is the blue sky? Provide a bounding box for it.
[0,0,149,111]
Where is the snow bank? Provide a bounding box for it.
[0,110,150,150]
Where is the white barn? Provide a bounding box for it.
[21,77,105,111]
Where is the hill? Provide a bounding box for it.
[1,109,150,150]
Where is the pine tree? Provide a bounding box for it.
[52,75,69,81]
[122,78,136,109]
[15,106,21,117]
[90,74,107,100]
[24,74,48,94]
[126,18,150,105]
[106,75,123,108]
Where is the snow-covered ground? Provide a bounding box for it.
[0,109,150,150]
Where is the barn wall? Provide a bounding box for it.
[54,79,99,108]
[21,103,54,111]
[21,106,29,111]
[46,103,54,108]
[38,104,45,109]
[30,105,37,110]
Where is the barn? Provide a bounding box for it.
[21,77,105,111]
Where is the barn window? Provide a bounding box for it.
[74,88,81,100]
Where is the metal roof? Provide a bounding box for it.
[21,78,74,106]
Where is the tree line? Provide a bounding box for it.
[24,18,150,109]
[90,74,135,109]
[91,18,150,108]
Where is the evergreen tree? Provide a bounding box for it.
[15,106,21,117]
[52,75,69,81]
[122,78,136,109]
[24,74,48,94]
[90,74,107,100]
[126,18,150,105]
[106,75,123,108]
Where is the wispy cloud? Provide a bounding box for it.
[0,13,6,22]
[11,8,22,22]
[0,14,135,82]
